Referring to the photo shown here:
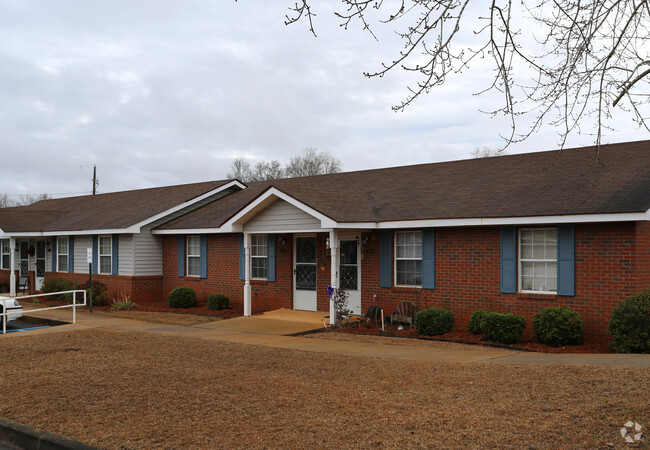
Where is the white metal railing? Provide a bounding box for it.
[1,290,87,335]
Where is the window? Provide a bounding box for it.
[99,236,112,274]
[251,235,268,279]
[57,237,69,272]
[395,231,422,286]
[519,228,557,293]
[1,240,9,270]
[186,235,201,277]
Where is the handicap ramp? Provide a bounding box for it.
[198,308,328,336]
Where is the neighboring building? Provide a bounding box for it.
[2,141,650,335]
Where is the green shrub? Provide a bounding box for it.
[609,290,650,353]
[533,306,584,347]
[467,310,489,335]
[481,312,526,345]
[167,287,197,308]
[208,294,229,310]
[77,281,108,306]
[414,308,455,336]
[40,278,77,303]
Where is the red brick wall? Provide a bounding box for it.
[40,272,163,303]
[363,223,640,336]
[163,234,296,314]
[155,222,648,336]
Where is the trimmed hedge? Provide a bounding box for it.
[609,290,650,353]
[40,278,77,303]
[208,294,229,310]
[167,287,197,308]
[482,312,526,345]
[533,306,584,347]
[467,310,489,335]
[414,308,455,336]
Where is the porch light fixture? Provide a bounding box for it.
[325,237,330,249]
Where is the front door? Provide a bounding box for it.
[35,240,46,291]
[19,241,29,287]
[294,236,317,311]
[339,239,361,315]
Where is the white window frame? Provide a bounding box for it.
[186,235,201,277]
[57,237,69,273]
[99,235,112,275]
[394,231,422,287]
[251,235,268,280]
[0,239,9,270]
[518,227,558,294]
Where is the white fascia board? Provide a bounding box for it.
[371,212,648,229]
[153,228,223,235]
[130,180,246,231]
[5,229,136,237]
[225,187,337,229]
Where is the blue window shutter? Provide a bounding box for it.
[422,229,435,289]
[239,234,245,280]
[557,224,575,296]
[92,235,98,275]
[68,236,74,273]
[52,237,57,272]
[267,234,276,282]
[380,230,393,288]
[200,234,208,279]
[500,227,516,293]
[112,234,119,275]
[177,236,185,277]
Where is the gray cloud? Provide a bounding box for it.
[0,1,645,199]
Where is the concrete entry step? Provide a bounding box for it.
[198,308,328,336]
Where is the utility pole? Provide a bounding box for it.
[92,165,97,195]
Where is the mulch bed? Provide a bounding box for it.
[26,296,613,353]
[332,319,614,354]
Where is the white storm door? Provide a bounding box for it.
[294,236,317,311]
[35,240,46,291]
[339,239,361,315]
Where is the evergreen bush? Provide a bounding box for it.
[414,308,455,336]
[609,290,650,353]
[533,306,584,347]
[167,287,197,308]
[481,312,526,345]
[467,310,489,335]
[78,280,108,306]
[40,278,77,303]
[208,294,229,310]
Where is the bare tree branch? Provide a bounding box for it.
[284,0,650,147]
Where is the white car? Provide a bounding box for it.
[0,296,23,322]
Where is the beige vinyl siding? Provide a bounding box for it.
[133,229,162,276]
[244,199,320,232]
[73,236,93,274]
[118,234,134,276]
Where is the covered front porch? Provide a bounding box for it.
[240,230,368,325]
[0,236,53,296]
[228,188,371,325]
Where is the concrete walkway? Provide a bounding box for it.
[10,304,650,367]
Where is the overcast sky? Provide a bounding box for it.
[1,1,647,200]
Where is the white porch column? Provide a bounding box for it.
[243,232,252,317]
[329,230,339,325]
[9,237,16,297]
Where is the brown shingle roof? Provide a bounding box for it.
[0,180,234,233]
[158,140,650,230]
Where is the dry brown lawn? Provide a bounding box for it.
[0,329,648,449]
[92,310,223,327]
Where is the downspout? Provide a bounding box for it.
[329,230,338,326]
[9,237,15,297]
[243,232,252,317]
